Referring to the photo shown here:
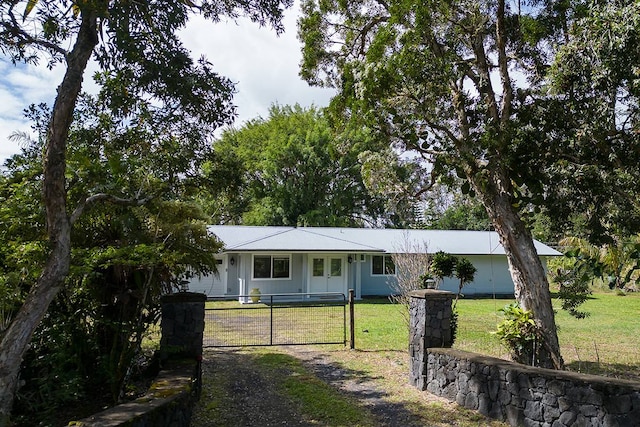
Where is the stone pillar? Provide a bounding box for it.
[409,289,454,390]
[160,292,206,360]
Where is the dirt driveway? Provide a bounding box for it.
[190,347,506,427]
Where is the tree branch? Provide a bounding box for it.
[70,193,154,225]
[356,15,390,57]
[1,5,68,59]
[496,0,513,126]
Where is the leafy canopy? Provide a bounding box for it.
[206,104,419,227]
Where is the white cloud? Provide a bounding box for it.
[0,2,335,166]
[180,1,334,125]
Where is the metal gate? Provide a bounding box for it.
[203,293,348,347]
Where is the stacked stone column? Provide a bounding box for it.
[160,292,206,360]
[409,289,454,390]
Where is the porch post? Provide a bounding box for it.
[355,254,362,299]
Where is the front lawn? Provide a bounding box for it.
[351,292,640,379]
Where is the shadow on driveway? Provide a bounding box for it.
[191,347,430,427]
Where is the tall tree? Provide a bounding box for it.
[422,185,491,231]
[206,104,421,226]
[545,1,640,245]
[0,0,291,420]
[299,0,575,368]
[2,114,222,421]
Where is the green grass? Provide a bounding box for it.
[350,292,640,379]
[206,292,640,376]
[552,292,640,377]
[193,291,640,427]
[351,298,408,350]
[255,352,378,425]
[348,296,508,354]
[193,349,378,426]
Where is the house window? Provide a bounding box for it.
[312,258,324,277]
[372,255,396,275]
[330,258,342,276]
[253,255,291,279]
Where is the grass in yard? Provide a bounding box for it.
[455,292,640,379]
[350,298,408,350]
[204,299,345,346]
[350,293,640,380]
[347,296,508,355]
[203,292,640,377]
[255,351,379,425]
[194,348,378,426]
[553,291,640,378]
[319,348,508,427]
[195,291,638,426]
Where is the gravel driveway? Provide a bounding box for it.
[190,347,461,427]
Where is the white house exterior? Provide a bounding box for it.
[187,226,561,299]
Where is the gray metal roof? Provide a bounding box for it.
[208,226,561,256]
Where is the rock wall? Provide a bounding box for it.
[423,348,640,427]
[70,360,198,427]
[70,292,206,426]
[408,292,640,427]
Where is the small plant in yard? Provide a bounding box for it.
[387,250,478,345]
[430,253,476,345]
[494,302,542,365]
[430,251,458,288]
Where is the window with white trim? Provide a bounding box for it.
[372,255,396,275]
[253,255,291,279]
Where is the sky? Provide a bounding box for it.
[0,1,335,166]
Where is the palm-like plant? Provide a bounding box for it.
[559,235,640,290]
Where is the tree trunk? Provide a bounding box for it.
[471,168,564,370]
[0,10,98,424]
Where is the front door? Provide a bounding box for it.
[309,256,346,294]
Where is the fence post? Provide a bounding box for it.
[408,289,454,390]
[349,289,355,349]
[270,294,274,345]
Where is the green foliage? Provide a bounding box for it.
[1,0,294,421]
[3,85,223,422]
[430,252,458,282]
[429,251,477,300]
[358,150,426,227]
[549,266,592,319]
[547,244,598,319]
[427,252,476,345]
[455,258,477,288]
[14,289,98,421]
[558,236,640,292]
[544,1,640,244]
[494,303,541,366]
[423,189,491,231]
[299,0,640,368]
[205,104,411,226]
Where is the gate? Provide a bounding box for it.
[203,292,349,347]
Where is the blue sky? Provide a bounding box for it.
[0,1,334,165]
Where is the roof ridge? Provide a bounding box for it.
[223,226,295,250]
[299,228,383,251]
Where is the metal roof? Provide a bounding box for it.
[208,226,561,256]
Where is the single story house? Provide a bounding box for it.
[187,225,561,299]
